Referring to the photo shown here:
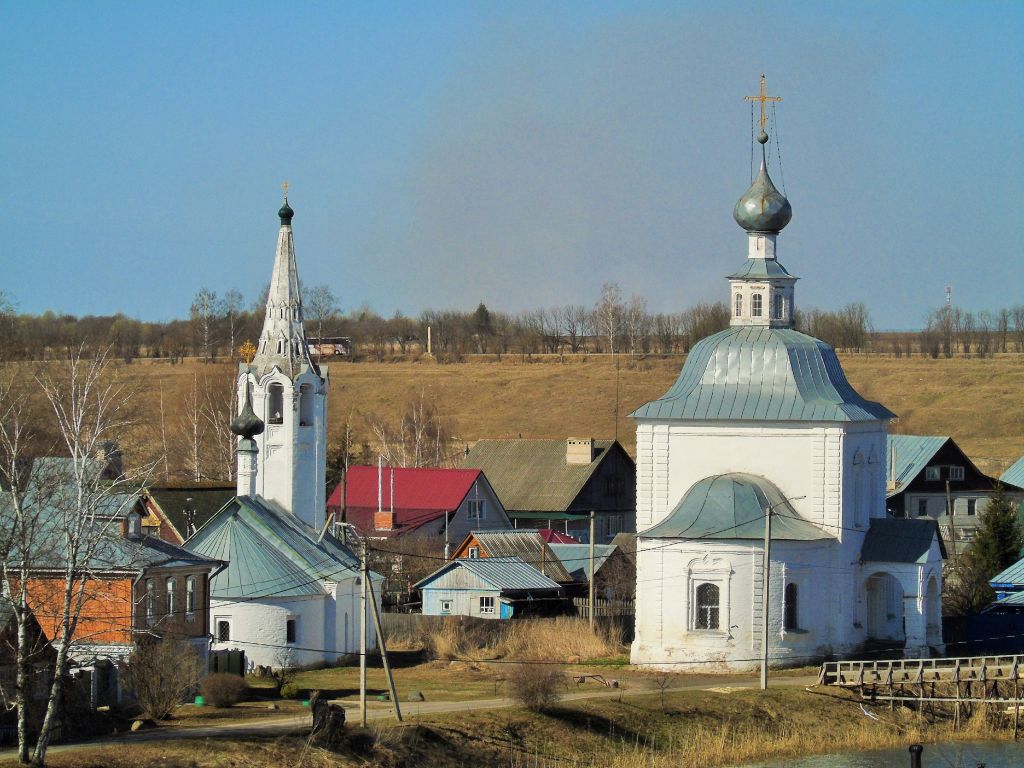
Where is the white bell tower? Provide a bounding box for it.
[236,192,329,530]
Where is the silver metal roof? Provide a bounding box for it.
[631,326,895,423]
[640,473,831,541]
[727,257,796,280]
[415,556,562,592]
[466,529,574,582]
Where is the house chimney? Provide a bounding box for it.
[375,459,395,531]
[566,438,595,465]
[887,442,897,492]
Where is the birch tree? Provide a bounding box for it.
[594,283,623,354]
[189,288,219,361]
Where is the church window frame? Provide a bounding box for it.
[751,293,763,317]
[770,292,784,321]
[783,582,800,631]
[216,618,231,642]
[734,293,743,318]
[693,582,721,631]
[299,383,314,426]
[286,618,297,644]
[267,383,284,425]
[685,556,732,636]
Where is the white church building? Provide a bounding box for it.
[630,116,945,671]
[187,196,379,669]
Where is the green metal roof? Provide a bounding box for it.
[860,518,944,564]
[990,557,1024,589]
[186,495,362,599]
[631,326,895,423]
[1001,457,1024,490]
[885,435,949,496]
[640,473,831,541]
[548,543,616,582]
[415,556,562,592]
[726,257,795,280]
[463,439,629,513]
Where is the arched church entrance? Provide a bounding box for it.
[865,572,905,643]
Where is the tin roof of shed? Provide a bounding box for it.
[414,556,562,592]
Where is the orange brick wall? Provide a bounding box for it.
[24,577,135,646]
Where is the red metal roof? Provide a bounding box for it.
[328,466,485,537]
[538,529,579,544]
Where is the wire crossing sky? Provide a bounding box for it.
[2,1,1021,329]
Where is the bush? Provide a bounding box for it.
[200,673,248,707]
[509,663,564,712]
[279,682,303,700]
[123,638,201,720]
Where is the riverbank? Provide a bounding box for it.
[5,677,1016,768]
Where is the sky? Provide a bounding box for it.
[2,1,1022,330]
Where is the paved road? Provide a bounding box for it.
[0,673,819,759]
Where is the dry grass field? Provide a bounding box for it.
[124,352,1024,478]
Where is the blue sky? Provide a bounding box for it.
[2,1,1021,329]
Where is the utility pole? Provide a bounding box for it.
[367,571,402,722]
[589,511,596,631]
[760,495,804,691]
[360,539,368,727]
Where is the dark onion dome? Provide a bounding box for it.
[230,396,265,439]
[733,145,792,233]
[279,198,294,225]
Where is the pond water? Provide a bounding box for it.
[738,741,1022,768]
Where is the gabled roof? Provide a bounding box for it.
[414,556,562,592]
[1001,457,1024,491]
[462,439,630,513]
[631,326,894,423]
[641,473,831,541]
[860,517,946,564]
[331,466,490,537]
[538,529,579,544]
[548,544,616,582]
[885,435,950,496]
[459,529,574,582]
[990,557,1024,590]
[187,495,362,599]
[145,484,238,538]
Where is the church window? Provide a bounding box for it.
[166,578,176,617]
[286,618,297,644]
[771,293,784,320]
[734,293,743,317]
[268,384,284,424]
[694,583,720,630]
[784,583,800,631]
[185,576,196,614]
[299,383,314,426]
[216,619,231,642]
[751,294,763,317]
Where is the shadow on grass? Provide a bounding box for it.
[544,705,647,745]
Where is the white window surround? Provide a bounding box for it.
[685,555,732,636]
[479,596,495,614]
[215,617,231,642]
[440,600,453,614]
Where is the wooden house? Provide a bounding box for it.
[462,438,635,543]
[140,483,237,543]
[414,557,565,619]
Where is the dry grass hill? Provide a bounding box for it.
[123,353,1024,479]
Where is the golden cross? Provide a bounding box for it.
[745,74,782,131]
[281,181,289,200]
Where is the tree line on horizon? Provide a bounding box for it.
[2,287,1023,363]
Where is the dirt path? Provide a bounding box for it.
[0,673,819,759]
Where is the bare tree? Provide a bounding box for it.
[123,638,202,720]
[624,295,650,359]
[366,391,456,468]
[190,288,219,361]
[594,283,623,354]
[177,373,207,482]
[219,289,245,360]
[5,347,153,765]
[199,369,236,481]
[558,305,589,353]
[305,285,339,345]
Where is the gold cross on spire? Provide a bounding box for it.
[745,74,782,131]
[281,181,290,201]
